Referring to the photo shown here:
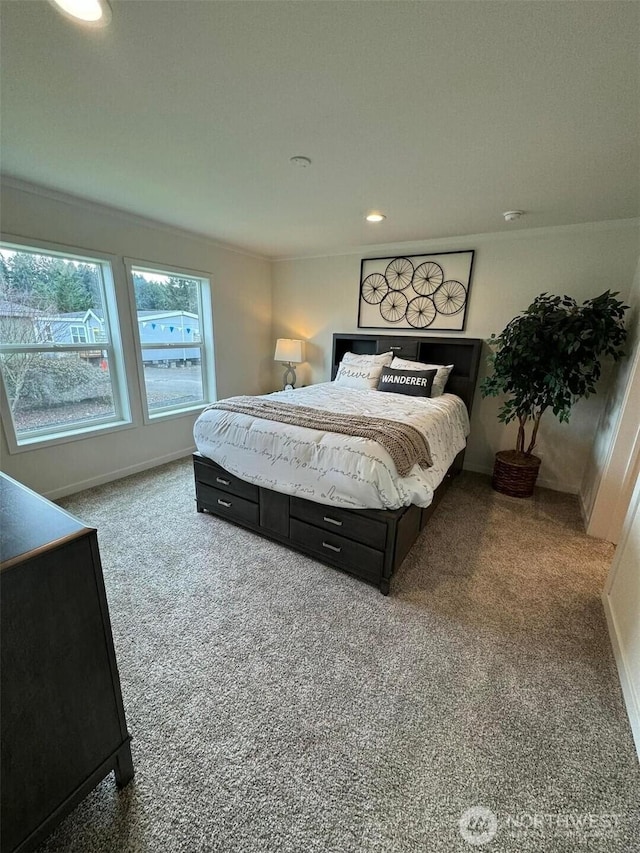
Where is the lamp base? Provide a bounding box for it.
[282,363,297,390]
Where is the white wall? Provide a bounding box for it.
[581,254,640,541]
[0,181,272,497]
[272,221,640,493]
[603,472,640,760]
[3,184,637,501]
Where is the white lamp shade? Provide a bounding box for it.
[274,338,304,363]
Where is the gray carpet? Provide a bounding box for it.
[36,460,639,852]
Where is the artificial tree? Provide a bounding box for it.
[481,290,628,494]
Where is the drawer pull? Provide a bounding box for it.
[216,477,230,486]
[322,541,342,553]
[390,345,402,350]
[323,516,343,527]
[217,499,232,508]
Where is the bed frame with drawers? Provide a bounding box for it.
[193,333,483,595]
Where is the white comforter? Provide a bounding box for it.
[193,383,469,510]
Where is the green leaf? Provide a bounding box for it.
[482,290,628,451]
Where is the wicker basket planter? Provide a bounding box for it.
[492,450,541,498]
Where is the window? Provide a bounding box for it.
[0,239,130,449]
[70,325,88,344]
[125,261,215,419]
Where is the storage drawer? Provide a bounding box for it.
[197,483,259,527]
[194,457,259,502]
[290,519,384,582]
[290,497,387,550]
[377,338,418,360]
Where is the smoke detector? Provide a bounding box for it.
[290,156,312,168]
[503,210,524,222]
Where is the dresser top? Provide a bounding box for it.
[0,473,92,570]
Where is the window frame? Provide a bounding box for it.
[123,257,216,424]
[69,324,88,344]
[0,235,133,453]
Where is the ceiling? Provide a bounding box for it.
[1,1,638,258]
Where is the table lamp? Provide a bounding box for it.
[274,338,304,389]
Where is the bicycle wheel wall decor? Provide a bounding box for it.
[357,250,474,331]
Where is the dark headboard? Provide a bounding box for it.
[331,333,484,415]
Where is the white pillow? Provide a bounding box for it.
[335,351,393,390]
[390,357,454,397]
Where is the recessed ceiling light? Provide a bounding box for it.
[366,213,386,223]
[48,0,112,26]
[290,156,312,168]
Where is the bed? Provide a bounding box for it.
[193,333,482,594]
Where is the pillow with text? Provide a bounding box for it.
[377,366,437,397]
[390,357,453,397]
[335,351,393,389]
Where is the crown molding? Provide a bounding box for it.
[272,217,640,263]
[0,175,269,262]
[3,175,638,265]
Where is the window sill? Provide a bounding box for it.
[5,417,135,455]
[143,402,212,426]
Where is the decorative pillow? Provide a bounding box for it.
[342,350,393,366]
[390,357,454,397]
[377,367,437,397]
[334,351,393,389]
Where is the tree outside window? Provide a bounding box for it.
[0,242,129,446]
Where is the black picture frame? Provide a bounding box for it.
[357,250,475,331]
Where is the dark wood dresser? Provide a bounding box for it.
[0,473,134,853]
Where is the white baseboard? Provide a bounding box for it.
[462,461,579,494]
[578,490,590,532]
[602,591,640,762]
[43,446,196,500]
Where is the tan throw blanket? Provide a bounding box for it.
[207,396,432,477]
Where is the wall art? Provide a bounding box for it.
[357,250,475,331]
